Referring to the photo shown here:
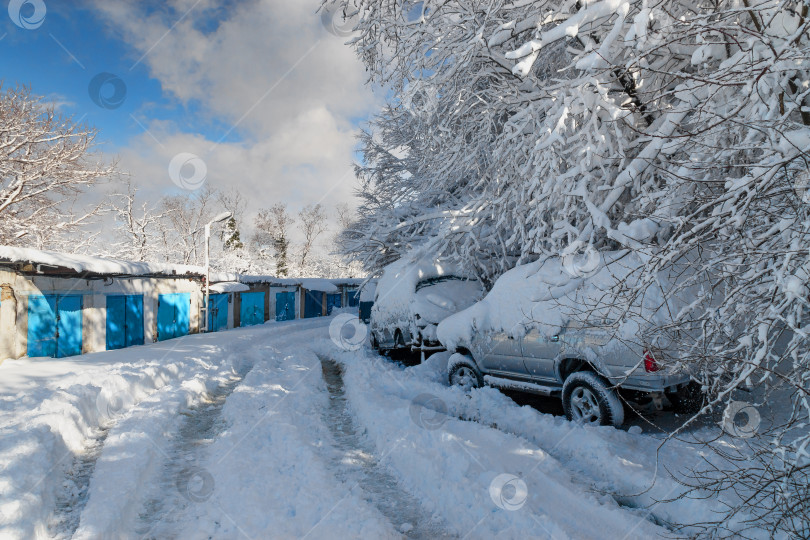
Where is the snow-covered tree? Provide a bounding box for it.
[253,203,294,276]
[108,180,168,261]
[222,217,243,250]
[0,85,114,248]
[333,0,810,534]
[297,203,327,272]
[155,185,221,265]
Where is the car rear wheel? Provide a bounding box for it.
[562,371,624,427]
[448,358,482,391]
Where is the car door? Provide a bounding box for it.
[473,332,529,376]
[521,329,563,382]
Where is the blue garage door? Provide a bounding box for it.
[106,295,144,350]
[326,294,341,315]
[275,292,296,321]
[208,293,229,332]
[157,293,190,341]
[347,290,360,308]
[304,290,324,319]
[27,294,83,358]
[240,292,265,327]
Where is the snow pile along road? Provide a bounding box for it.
[312,341,677,539]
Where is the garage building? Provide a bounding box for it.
[0,247,205,362]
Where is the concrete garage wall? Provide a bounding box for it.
[0,273,20,360]
[0,268,203,362]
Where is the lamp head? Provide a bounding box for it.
[211,211,233,224]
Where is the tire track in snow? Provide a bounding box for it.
[136,363,253,539]
[317,356,455,538]
[134,319,334,537]
[46,427,109,539]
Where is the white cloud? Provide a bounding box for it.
[90,0,377,236]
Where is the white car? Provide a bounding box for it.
[369,257,484,353]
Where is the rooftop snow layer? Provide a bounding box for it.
[209,281,250,293]
[236,275,340,292]
[0,246,366,288]
[0,246,204,277]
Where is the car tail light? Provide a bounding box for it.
[643,350,660,373]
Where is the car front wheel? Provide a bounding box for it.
[562,371,624,427]
[448,357,483,391]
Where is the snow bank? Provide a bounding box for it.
[71,356,251,539]
[437,251,677,351]
[314,341,669,539]
[0,335,233,538]
[317,341,764,538]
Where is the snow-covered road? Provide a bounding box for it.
[1,316,736,539]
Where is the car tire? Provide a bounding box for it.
[448,356,483,391]
[394,329,406,349]
[562,371,625,427]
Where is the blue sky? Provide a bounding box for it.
[1,0,377,227]
[2,1,230,148]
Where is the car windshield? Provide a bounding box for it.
[414,275,470,292]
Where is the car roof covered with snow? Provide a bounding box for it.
[371,254,481,325]
[437,250,689,352]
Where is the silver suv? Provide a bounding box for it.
[447,322,696,426]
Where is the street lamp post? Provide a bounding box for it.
[202,211,233,333]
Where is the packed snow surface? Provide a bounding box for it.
[0,316,773,538]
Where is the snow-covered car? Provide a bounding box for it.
[437,251,700,427]
[369,257,485,353]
